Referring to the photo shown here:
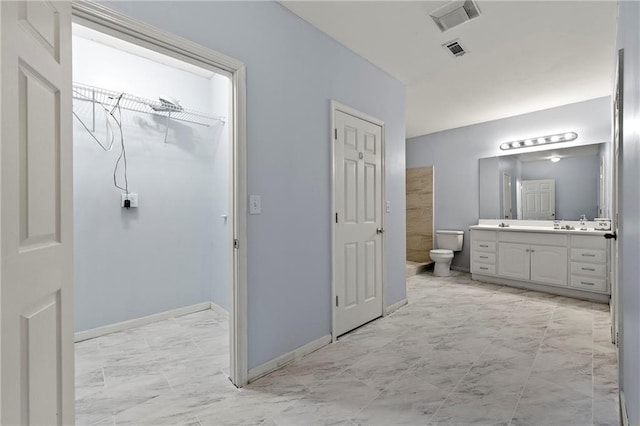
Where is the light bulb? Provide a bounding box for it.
[550,135,560,142]
[512,142,521,148]
[564,133,574,140]
[500,143,510,150]
[524,139,534,146]
[537,137,547,144]
[550,157,561,163]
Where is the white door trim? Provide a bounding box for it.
[71,1,249,387]
[330,100,386,342]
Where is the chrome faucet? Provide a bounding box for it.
[579,214,587,230]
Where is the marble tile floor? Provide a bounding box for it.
[76,272,620,425]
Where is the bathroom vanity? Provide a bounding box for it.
[470,221,610,302]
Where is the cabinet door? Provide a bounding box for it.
[530,245,568,286]
[498,243,530,280]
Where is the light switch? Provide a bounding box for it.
[386,201,391,213]
[249,195,261,214]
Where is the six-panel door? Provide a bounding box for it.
[1,1,74,424]
[334,110,383,337]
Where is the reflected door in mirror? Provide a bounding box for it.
[521,179,556,219]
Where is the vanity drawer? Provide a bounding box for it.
[499,232,567,246]
[570,275,607,292]
[471,230,497,241]
[472,240,496,253]
[571,262,607,278]
[472,262,495,275]
[473,252,496,264]
[571,248,606,264]
[571,235,606,250]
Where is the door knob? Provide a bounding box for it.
[376,227,385,235]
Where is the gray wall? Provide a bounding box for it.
[102,1,407,370]
[406,97,610,270]
[520,155,599,220]
[616,1,640,422]
[73,35,231,331]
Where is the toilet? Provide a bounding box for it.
[429,230,464,277]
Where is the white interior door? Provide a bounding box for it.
[521,179,556,220]
[611,48,623,347]
[334,108,383,337]
[1,1,74,423]
[502,173,512,219]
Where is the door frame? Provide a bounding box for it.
[502,172,512,219]
[71,1,249,386]
[330,100,386,342]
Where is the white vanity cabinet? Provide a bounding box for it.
[471,230,497,275]
[569,235,608,293]
[497,243,529,280]
[497,233,568,286]
[470,227,609,302]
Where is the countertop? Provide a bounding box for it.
[469,224,609,236]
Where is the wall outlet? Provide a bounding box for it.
[249,195,261,214]
[121,193,139,208]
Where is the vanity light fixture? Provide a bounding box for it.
[499,131,578,151]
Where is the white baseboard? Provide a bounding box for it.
[620,390,629,426]
[248,334,332,382]
[385,298,408,315]
[209,301,229,319]
[74,301,212,342]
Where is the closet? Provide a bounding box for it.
[72,24,231,336]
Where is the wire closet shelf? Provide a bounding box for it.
[72,82,225,127]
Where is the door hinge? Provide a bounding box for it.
[336,295,339,307]
[233,239,239,249]
[616,331,620,347]
[335,212,338,223]
[334,128,338,140]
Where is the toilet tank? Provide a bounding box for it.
[435,230,464,251]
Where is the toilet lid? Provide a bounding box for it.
[430,249,453,255]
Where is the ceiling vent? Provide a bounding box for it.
[443,39,468,57]
[429,0,481,32]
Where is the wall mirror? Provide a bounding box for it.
[479,143,607,221]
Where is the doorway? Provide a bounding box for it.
[406,165,434,276]
[502,172,513,219]
[0,1,247,423]
[331,102,385,339]
[71,22,239,423]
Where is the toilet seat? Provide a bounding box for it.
[430,249,453,256]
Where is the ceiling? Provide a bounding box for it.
[281,1,618,138]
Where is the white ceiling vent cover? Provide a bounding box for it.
[429,0,481,32]
[443,39,468,57]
